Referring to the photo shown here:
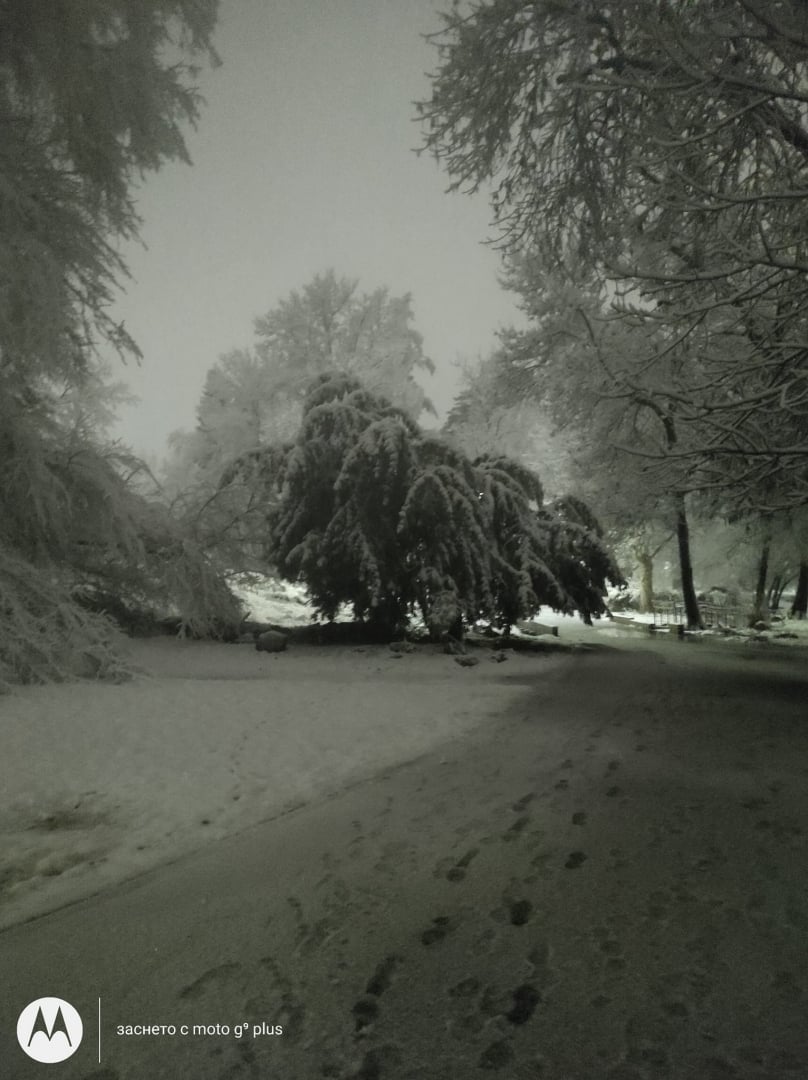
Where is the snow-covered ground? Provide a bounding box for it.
[4,620,807,1080]
[0,619,580,930]
[2,572,804,933]
[228,573,334,626]
[606,608,808,646]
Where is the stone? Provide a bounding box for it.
[516,619,559,637]
[454,654,479,667]
[255,630,288,653]
[389,640,415,653]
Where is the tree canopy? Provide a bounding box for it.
[253,270,435,420]
[1,0,219,375]
[162,271,436,569]
[418,0,808,515]
[443,352,575,499]
[0,1,231,687]
[230,373,621,637]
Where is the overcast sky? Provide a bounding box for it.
[108,0,524,459]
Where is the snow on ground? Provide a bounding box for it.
[607,608,808,646]
[2,571,803,933]
[0,632,577,931]
[227,573,332,626]
[3,623,807,1078]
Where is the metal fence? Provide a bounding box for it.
[652,600,745,629]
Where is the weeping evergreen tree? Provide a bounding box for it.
[545,496,624,625]
[244,373,621,638]
[474,455,567,630]
[399,436,494,635]
[265,375,420,634]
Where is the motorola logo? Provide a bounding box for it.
[17,997,83,1063]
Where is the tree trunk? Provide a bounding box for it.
[636,549,654,613]
[674,495,702,629]
[750,533,771,626]
[767,573,789,611]
[638,407,699,628]
[791,560,808,619]
[368,596,407,641]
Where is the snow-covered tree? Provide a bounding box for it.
[162,272,437,567]
[484,261,706,625]
[239,373,621,637]
[0,1,235,687]
[1,0,219,378]
[444,353,575,499]
[254,270,435,422]
[418,0,808,514]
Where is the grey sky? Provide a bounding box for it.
[109,0,523,459]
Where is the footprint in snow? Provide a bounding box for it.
[565,851,587,869]
[421,916,453,946]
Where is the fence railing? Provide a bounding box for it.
[651,600,745,629]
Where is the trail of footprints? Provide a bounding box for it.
[346,936,545,1078]
[157,735,805,1079]
[339,734,797,1078]
[344,775,578,1078]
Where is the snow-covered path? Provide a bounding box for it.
[0,634,575,930]
[1,640,806,1079]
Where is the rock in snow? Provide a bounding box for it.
[255,630,289,653]
[454,654,479,667]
